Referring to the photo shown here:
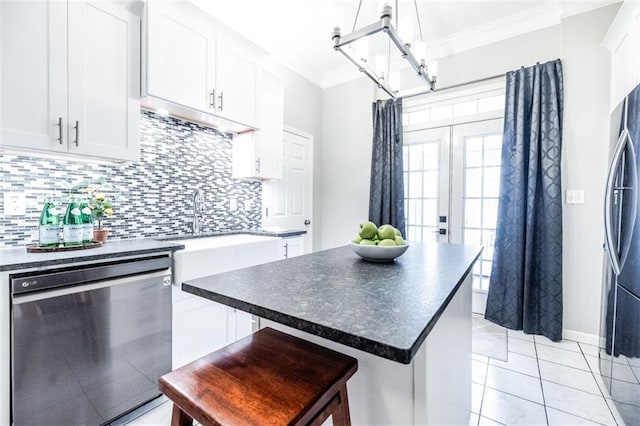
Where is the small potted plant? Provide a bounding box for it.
[86,177,117,243]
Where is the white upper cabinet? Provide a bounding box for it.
[144,1,215,112]
[603,0,640,109]
[142,1,258,130]
[0,1,140,162]
[232,72,284,180]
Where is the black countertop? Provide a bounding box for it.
[0,239,185,272]
[184,242,482,364]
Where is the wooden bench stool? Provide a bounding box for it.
[159,327,358,426]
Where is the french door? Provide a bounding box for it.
[403,118,503,313]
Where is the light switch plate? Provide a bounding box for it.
[244,200,252,211]
[230,198,237,211]
[4,192,26,215]
[566,189,585,204]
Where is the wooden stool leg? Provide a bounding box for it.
[171,403,194,426]
[331,384,352,426]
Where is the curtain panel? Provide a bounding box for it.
[485,59,564,342]
[369,98,406,237]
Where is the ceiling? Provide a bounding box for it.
[190,0,617,88]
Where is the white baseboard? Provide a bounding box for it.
[563,328,599,346]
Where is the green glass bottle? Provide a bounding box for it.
[63,198,83,247]
[38,198,60,247]
[79,200,94,244]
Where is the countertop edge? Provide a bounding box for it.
[183,282,414,364]
[0,241,185,272]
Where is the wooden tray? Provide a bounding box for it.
[26,241,103,253]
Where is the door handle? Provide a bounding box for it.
[218,92,224,112]
[304,219,311,225]
[73,121,79,147]
[605,118,630,274]
[57,117,63,145]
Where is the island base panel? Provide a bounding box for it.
[261,274,472,425]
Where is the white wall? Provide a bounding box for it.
[320,78,374,250]
[560,5,619,342]
[318,4,619,339]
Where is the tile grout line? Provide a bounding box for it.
[579,342,622,426]
[533,337,550,426]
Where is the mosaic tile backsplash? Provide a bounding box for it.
[0,110,262,246]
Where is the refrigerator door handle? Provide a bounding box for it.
[605,127,631,275]
[619,131,638,269]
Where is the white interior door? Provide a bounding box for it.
[262,128,314,254]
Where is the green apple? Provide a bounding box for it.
[377,224,396,240]
[359,239,376,246]
[352,235,363,244]
[394,228,402,237]
[394,236,404,246]
[359,221,377,239]
[378,238,396,247]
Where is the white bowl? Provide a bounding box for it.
[348,241,409,262]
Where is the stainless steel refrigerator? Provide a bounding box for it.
[601,81,640,424]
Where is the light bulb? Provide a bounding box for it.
[389,71,400,90]
[378,1,392,18]
[398,17,414,45]
[427,60,438,78]
[353,38,369,62]
[375,54,388,77]
[331,7,344,32]
[413,40,427,64]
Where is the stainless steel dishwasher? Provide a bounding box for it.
[10,255,173,426]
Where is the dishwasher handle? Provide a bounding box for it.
[11,255,172,295]
[12,269,172,304]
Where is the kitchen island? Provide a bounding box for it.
[184,242,482,425]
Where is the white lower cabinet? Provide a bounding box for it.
[283,235,305,259]
[171,236,282,369]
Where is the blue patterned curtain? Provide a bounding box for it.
[369,99,406,236]
[485,59,564,341]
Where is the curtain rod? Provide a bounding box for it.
[402,72,506,99]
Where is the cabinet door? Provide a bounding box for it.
[145,2,215,113]
[1,0,67,153]
[254,75,284,179]
[172,296,228,369]
[67,2,140,161]
[216,41,257,127]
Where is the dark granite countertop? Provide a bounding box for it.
[0,239,185,272]
[184,242,482,364]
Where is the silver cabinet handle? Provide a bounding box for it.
[218,91,224,111]
[57,117,63,145]
[73,121,79,147]
[209,89,215,109]
[255,158,261,174]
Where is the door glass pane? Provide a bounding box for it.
[462,132,503,293]
[403,138,440,242]
[465,168,482,198]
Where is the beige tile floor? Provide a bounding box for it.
[127,323,626,425]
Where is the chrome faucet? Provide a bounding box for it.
[192,188,203,234]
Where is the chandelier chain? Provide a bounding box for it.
[414,0,424,41]
[352,0,363,32]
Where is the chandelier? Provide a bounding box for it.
[331,1,438,99]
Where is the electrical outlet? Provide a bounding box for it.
[565,189,585,205]
[4,192,26,215]
[230,198,237,211]
[244,200,252,211]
